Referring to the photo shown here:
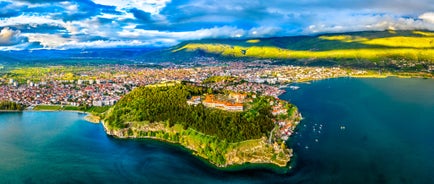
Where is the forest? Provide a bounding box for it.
[0,101,25,111]
[105,84,275,142]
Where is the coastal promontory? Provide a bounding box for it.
[102,83,301,168]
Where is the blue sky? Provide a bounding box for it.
[1,0,434,50]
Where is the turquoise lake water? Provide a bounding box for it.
[0,77,433,183]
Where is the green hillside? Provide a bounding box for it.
[171,30,434,70]
[103,84,295,167]
[104,84,274,142]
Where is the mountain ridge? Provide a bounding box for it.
[169,30,434,70]
[1,30,434,71]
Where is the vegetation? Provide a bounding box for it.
[1,66,95,83]
[105,121,291,167]
[84,105,111,114]
[173,30,434,70]
[33,105,62,111]
[62,106,82,111]
[102,84,294,167]
[203,76,238,84]
[32,104,111,114]
[0,101,25,111]
[105,84,274,143]
[177,43,434,62]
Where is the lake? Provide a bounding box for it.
[1,77,433,183]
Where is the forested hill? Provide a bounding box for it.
[170,30,434,70]
[103,84,297,167]
[104,84,275,143]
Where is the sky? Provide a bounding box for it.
[1,0,434,50]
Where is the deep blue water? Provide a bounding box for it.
[1,78,433,183]
[286,77,434,184]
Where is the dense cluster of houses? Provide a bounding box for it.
[0,62,355,109]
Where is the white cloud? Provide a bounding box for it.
[419,12,434,23]
[0,14,115,37]
[2,0,434,51]
[13,25,280,50]
[0,27,17,44]
[305,12,434,34]
[0,42,33,51]
[0,27,25,45]
[59,1,79,14]
[23,33,123,49]
[0,15,64,28]
[64,22,79,35]
[0,15,94,37]
[247,27,282,37]
[60,39,174,49]
[25,33,71,48]
[24,35,175,50]
[91,0,171,15]
[118,26,261,41]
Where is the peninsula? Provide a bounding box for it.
[102,82,301,168]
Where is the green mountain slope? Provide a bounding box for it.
[170,30,434,70]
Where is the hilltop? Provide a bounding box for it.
[102,83,301,168]
[169,30,434,71]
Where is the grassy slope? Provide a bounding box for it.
[32,105,111,114]
[172,30,434,67]
[33,105,63,111]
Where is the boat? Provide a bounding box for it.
[278,84,288,89]
[289,85,300,90]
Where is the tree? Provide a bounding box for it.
[0,101,25,111]
[104,84,276,142]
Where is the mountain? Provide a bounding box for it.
[0,48,159,66]
[169,30,434,70]
[1,30,434,71]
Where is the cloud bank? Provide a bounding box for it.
[0,27,25,45]
[0,0,433,50]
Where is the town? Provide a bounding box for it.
[0,61,363,108]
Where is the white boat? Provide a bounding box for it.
[279,84,288,89]
[289,85,300,90]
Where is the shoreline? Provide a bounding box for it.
[17,109,100,124]
[6,108,294,172]
[83,114,101,123]
[107,130,293,173]
[0,110,24,112]
[348,71,433,79]
[294,72,432,83]
[101,120,294,172]
[105,135,292,173]
[279,74,434,89]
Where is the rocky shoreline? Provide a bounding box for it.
[84,114,101,123]
[101,120,293,169]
